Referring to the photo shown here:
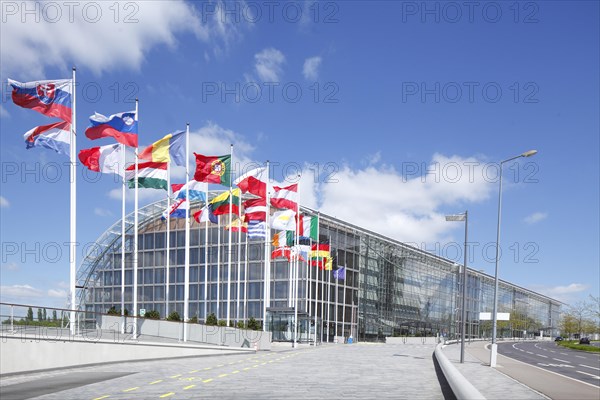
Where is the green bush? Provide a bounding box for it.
[189,316,198,323]
[107,306,119,315]
[236,321,245,329]
[144,310,160,320]
[247,317,261,331]
[206,313,218,326]
[167,311,181,322]
[217,320,227,327]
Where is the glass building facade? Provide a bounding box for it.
[77,195,561,341]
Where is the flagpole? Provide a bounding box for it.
[165,162,171,317]
[342,262,347,340]
[183,123,190,340]
[326,251,331,343]
[226,144,233,326]
[121,143,126,334]
[203,185,209,322]
[293,185,300,347]
[236,193,242,324]
[133,98,139,338]
[335,253,339,340]
[263,161,271,331]
[244,229,249,324]
[217,209,221,320]
[69,67,77,336]
[314,212,320,345]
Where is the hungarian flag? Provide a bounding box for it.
[194,153,231,185]
[243,197,267,222]
[79,144,124,176]
[234,167,267,198]
[9,78,72,123]
[85,111,138,147]
[270,183,298,210]
[126,162,168,190]
[210,189,240,215]
[139,130,185,166]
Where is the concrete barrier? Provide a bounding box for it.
[434,342,486,400]
[385,336,439,345]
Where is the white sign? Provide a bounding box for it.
[479,312,510,321]
[140,309,146,317]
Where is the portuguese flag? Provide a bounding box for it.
[194,153,231,185]
[210,188,241,215]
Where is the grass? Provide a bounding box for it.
[556,340,600,352]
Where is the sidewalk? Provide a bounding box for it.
[441,341,548,399]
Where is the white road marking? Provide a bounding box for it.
[576,355,586,359]
[576,370,600,379]
[580,364,600,371]
[537,354,548,358]
[553,358,570,363]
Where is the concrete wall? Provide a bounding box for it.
[0,335,252,375]
[98,315,272,350]
[385,336,441,345]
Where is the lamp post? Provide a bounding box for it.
[446,211,468,363]
[490,150,537,367]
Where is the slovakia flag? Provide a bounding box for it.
[23,121,71,156]
[9,79,72,123]
[85,111,138,147]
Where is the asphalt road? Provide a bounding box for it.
[498,341,600,386]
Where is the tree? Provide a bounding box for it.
[588,295,600,320]
[37,308,43,322]
[52,310,57,322]
[560,314,578,338]
[42,308,47,321]
[206,313,218,326]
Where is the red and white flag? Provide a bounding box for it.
[243,197,267,222]
[78,144,125,176]
[234,167,267,198]
[270,183,298,210]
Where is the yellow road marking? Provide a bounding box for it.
[92,396,110,400]
[149,380,163,385]
[184,384,196,390]
[169,374,182,378]
[218,373,228,378]
[159,393,175,398]
[202,378,213,383]
[123,387,139,392]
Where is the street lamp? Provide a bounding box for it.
[490,150,537,368]
[446,212,468,363]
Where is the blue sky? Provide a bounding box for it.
[1,1,598,310]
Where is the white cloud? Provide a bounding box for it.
[48,289,68,298]
[0,105,9,118]
[1,262,19,271]
[108,187,166,204]
[303,56,322,80]
[0,284,44,299]
[94,207,113,217]
[0,196,9,208]
[254,48,285,81]
[524,212,547,225]
[1,1,211,77]
[530,283,590,304]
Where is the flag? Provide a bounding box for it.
[247,220,266,239]
[273,231,294,248]
[79,144,124,176]
[173,180,207,202]
[310,243,331,269]
[270,183,298,210]
[271,209,296,231]
[333,266,346,280]
[298,215,318,241]
[226,218,248,233]
[234,167,267,198]
[243,197,267,222]
[194,153,231,185]
[23,121,70,156]
[324,257,334,271]
[8,79,72,123]
[162,198,189,219]
[210,189,240,215]
[272,247,292,261]
[85,111,138,147]
[139,130,185,166]
[193,204,218,224]
[296,245,311,260]
[126,162,168,190]
[171,183,184,194]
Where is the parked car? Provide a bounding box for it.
[579,337,590,345]
[554,336,563,341]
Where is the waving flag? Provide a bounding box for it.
[8,79,72,123]
[333,266,346,280]
[163,198,189,219]
[247,220,266,239]
[23,121,70,156]
[273,231,294,248]
[271,209,296,231]
[193,204,217,224]
[194,153,231,185]
[79,144,124,176]
[210,189,240,215]
[243,197,267,222]
[85,111,138,147]
[139,130,185,165]
[126,162,168,190]
[225,218,248,233]
[173,180,207,202]
[298,215,318,241]
[270,183,298,210]
[234,167,267,198]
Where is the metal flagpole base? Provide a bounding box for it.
[490,343,498,367]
